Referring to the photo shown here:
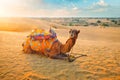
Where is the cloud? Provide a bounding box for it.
[71,3,78,10]
[92,8,105,12]
[85,0,109,13]
[0,0,82,17]
[95,0,108,7]
[73,7,78,10]
[30,8,81,17]
[0,0,119,17]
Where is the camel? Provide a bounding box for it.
[22,29,80,61]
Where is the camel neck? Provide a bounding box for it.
[60,37,77,54]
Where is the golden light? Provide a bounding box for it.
[0,0,22,17]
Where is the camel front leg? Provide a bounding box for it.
[45,49,68,60]
[50,53,75,62]
[51,54,68,60]
[45,50,76,62]
[45,43,68,60]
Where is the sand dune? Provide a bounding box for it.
[0,18,67,32]
[0,18,120,80]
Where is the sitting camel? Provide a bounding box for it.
[22,29,80,61]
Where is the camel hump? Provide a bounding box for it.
[22,29,58,54]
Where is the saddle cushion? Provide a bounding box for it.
[23,29,58,54]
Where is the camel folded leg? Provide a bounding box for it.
[51,54,68,60]
[22,42,33,53]
[44,48,68,60]
[45,50,75,62]
[52,54,76,62]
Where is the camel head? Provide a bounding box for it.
[69,29,80,39]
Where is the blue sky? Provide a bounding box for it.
[0,0,120,17]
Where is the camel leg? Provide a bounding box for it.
[60,53,69,57]
[45,48,68,60]
[51,54,68,60]
[51,54,76,62]
[22,42,33,53]
[44,41,68,60]
[45,49,75,61]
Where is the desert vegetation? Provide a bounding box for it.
[41,18,120,27]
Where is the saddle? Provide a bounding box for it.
[23,29,58,54]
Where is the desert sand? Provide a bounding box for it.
[0,18,120,80]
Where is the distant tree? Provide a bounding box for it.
[97,20,101,23]
[90,23,98,26]
[106,18,109,20]
[114,21,117,24]
[83,24,88,26]
[111,20,115,22]
[102,23,109,27]
[69,22,73,26]
[111,20,117,24]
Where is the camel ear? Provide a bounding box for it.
[77,30,80,34]
[69,29,72,33]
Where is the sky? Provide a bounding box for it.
[0,0,120,17]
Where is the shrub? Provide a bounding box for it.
[111,20,115,22]
[69,22,73,26]
[83,24,88,26]
[102,23,109,27]
[111,20,118,24]
[97,20,101,23]
[114,21,117,24]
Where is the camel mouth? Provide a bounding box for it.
[70,34,75,38]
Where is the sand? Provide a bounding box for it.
[0,18,120,80]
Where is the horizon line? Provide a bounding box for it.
[0,16,120,18]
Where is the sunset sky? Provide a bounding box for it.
[0,0,120,17]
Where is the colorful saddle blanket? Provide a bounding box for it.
[23,29,58,54]
[29,29,57,40]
